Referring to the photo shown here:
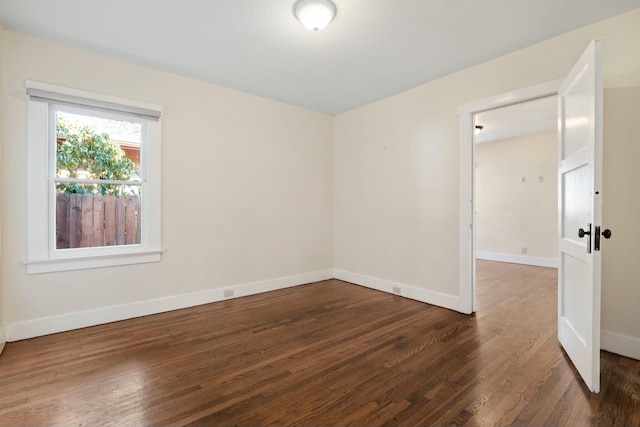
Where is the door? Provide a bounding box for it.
[557,39,603,393]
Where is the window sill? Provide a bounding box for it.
[24,250,163,274]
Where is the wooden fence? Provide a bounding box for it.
[56,193,141,249]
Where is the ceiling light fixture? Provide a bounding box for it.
[294,0,336,32]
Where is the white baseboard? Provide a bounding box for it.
[333,269,463,313]
[6,269,334,342]
[476,251,558,268]
[0,325,6,355]
[601,330,640,361]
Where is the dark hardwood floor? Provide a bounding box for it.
[1,261,639,426]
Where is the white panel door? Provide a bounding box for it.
[557,39,603,393]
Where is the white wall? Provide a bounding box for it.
[1,31,334,340]
[334,9,640,357]
[0,21,5,353]
[601,67,640,358]
[475,133,558,266]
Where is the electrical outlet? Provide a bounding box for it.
[392,286,402,295]
[538,175,544,183]
[223,289,234,298]
[522,247,527,254]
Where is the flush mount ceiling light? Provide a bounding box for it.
[294,0,336,32]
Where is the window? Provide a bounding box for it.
[55,107,143,249]
[25,81,162,273]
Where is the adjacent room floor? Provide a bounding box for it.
[0,260,638,426]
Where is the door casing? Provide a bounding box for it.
[457,79,563,313]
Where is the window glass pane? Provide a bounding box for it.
[56,110,141,180]
[55,184,141,249]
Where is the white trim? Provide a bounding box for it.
[456,79,564,116]
[53,177,142,186]
[333,269,463,313]
[5,270,334,341]
[601,330,640,361]
[458,79,562,313]
[476,251,558,268]
[458,109,474,314]
[0,326,6,355]
[26,81,162,274]
[26,80,162,119]
[25,250,163,274]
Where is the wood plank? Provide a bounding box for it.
[55,193,69,249]
[103,195,116,246]
[135,195,141,243]
[115,196,125,246]
[124,195,138,245]
[92,195,104,247]
[80,194,94,247]
[68,194,82,248]
[0,262,639,426]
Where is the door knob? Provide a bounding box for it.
[602,229,612,239]
[578,228,591,238]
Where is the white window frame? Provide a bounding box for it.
[25,81,162,274]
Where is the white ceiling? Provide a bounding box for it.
[0,1,638,115]
[474,96,557,144]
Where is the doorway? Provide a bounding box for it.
[473,96,558,313]
[474,96,558,269]
[457,80,561,313]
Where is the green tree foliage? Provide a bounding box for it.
[56,116,139,195]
